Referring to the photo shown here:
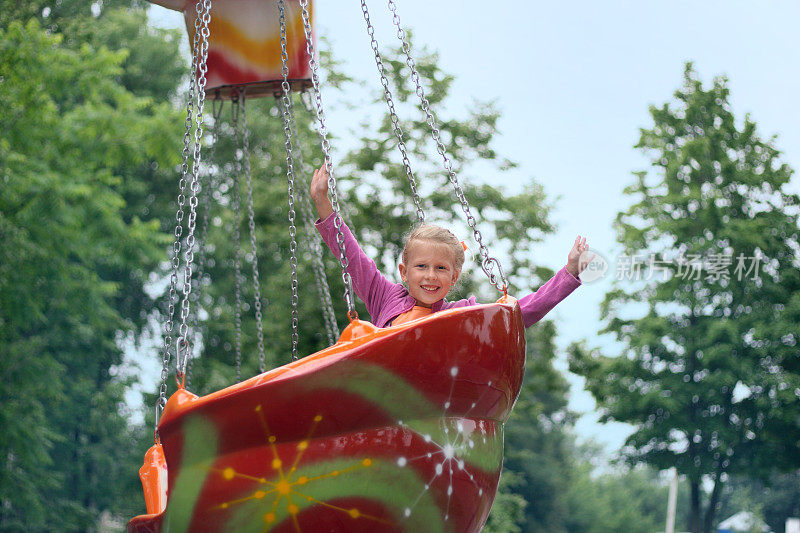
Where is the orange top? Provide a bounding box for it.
[391,306,433,326]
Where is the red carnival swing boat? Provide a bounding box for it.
[129,298,525,532]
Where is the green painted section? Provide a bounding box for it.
[405,417,504,472]
[301,360,440,418]
[223,457,446,533]
[162,415,218,533]
[301,360,504,470]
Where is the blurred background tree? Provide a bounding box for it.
[0,2,184,529]
[717,470,800,533]
[570,64,800,533]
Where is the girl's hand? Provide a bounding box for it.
[566,235,593,278]
[310,164,334,220]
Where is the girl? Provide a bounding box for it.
[311,165,588,327]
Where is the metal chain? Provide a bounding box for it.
[288,95,339,345]
[297,77,346,341]
[231,92,244,382]
[281,40,339,344]
[278,1,301,359]
[187,94,224,390]
[176,0,214,378]
[156,0,212,436]
[300,90,315,114]
[276,94,338,345]
[360,0,424,223]
[239,93,268,373]
[386,0,508,292]
[285,98,301,360]
[298,0,358,319]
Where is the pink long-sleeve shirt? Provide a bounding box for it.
[315,214,581,328]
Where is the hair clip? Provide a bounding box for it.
[461,241,468,252]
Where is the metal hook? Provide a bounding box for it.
[212,90,224,121]
[175,337,190,387]
[154,396,167,444]
[230,89,241,123]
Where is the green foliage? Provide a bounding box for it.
[0,0,146,34]
[483,470,528,533]
[564,460,676,533]
[718,470,800,533]
[72,8,186,101]
[501,320,574,532]
[569,64,800,533]
[0,6,182,529]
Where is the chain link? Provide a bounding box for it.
[288,95,339,345]
[188,93,224,390]
[300,90,315,114]
[385,0,508,292]
[298,0,358,319]
[231,92,244,382]
[238,93,268,373]
[277,94,338,346]
[360,0,424,223]
[156,0,212,436]
[278,1,301,359]
[176,0,213,378]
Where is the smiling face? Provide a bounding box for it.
[399,240,460,308]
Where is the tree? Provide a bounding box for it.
[564,459,684,533]
[569,64,800,533]
[0,6,184,529]
[482,470,528,533]
[717,470,800,533]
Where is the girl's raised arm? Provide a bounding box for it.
[311,164,400,323]
[310,165,334,221]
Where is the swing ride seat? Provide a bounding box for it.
[128,296,525,533]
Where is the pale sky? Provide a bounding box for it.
[148,1,800,454]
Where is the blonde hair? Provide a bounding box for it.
[402,224,465,272]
